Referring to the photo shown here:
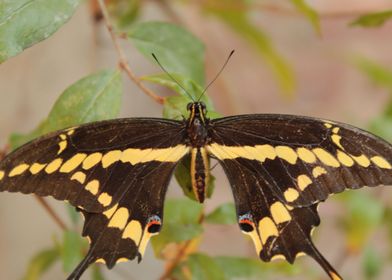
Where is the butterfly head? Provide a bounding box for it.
[187,102,207,123]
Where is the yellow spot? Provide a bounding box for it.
[102,150,122,168]
[71,171,86,184]
[206,143,276,162]
[58,140,67,154]
[271,254,286,261]
[331,134,344,150]
[59,134,67,140]
[116,258,129,264]
[284,188,299,202]
[60,153,87,173]
[371,156,392,169]
[82,153,102,170]
[297,174,312,190]
[138,232,152,257]
[67,129,75,136]
[313,148,340,167]
[255,144,276,161]
[324,123,332,128]
[270,202,291,224]
[296,147,316,163]
[95,258,106,264]
[45,159,63,174]
[351,154,370,167]
[258,217,278,244]
[86,236,91,244]
[123,220,143,243]
[330,272,342,280]
[0,170,4,180]
[337,150,354,167]
[29,163,47,175]
[312,166,327,178]
[85,180,100,195]
[295,252,306,258]
[108,207,129,230]
[98,192,112,207]
[241,226,263,253]
[9,164,30,177]
[275,146,298,164]
[332,127,340,133]
[103,203,118,219]
[121,145,189,165]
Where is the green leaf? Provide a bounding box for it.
[108,0,140,30]
[151,199,204,256]
[174,154,216,202]
[207,8,295,94]
[10,69,123,149]
[143,73,220,119]
[338,191,384,251]
[205,203,236,225]
[91,265,105,280]
[362,246,383,280]
[350,10,392,28]
[368,116,392,142]
[22,247,60,280]
[0,0,81,63]
[353,57,392,91]
[60,231,88,272]
[175,253,226,280]
[128,21,205,85]
[290,0,320,35]
[214,256,299,279]
[66,204,80,226]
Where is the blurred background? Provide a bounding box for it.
[1,0,392,279]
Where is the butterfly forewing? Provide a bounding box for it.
[0,118,188,212]
[207,114,392,207]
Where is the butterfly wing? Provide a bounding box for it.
[207,114,392,279]
[0,118,190,279]
[219,158,341,279]
[0,118,188,212]
[207,114,392,207]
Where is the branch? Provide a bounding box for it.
[34,196,68,231]
[96,0,164,104]
[159,213,205,280]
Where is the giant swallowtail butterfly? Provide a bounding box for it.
[1,101,392,280]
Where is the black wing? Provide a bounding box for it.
[0,118,190,279]
[208,114,392,207]
[207,114,392,280]
[0,118,188,212]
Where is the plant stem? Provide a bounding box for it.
[34,196,68,231]
[159,213,205,280]
[97,0,164,104]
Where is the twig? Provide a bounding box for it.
[97,0,164,104]
[159,213,205,280]
[34,196,68,231]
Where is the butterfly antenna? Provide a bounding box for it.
[151,53,195,101]
[197,49,235,101]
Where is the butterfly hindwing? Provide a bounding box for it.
[0,118,188,212]
[208,114,392,207]
[218,158,342,279]
[68,160,177,279]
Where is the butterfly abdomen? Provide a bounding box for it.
[190,147,210,203]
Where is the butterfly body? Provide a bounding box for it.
[1,102,392,280]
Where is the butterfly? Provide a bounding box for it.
[1,99,392,280]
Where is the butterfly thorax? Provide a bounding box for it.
[186,102,210,203]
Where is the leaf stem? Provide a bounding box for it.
[159,212,205,280]
[96,0,164,104]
